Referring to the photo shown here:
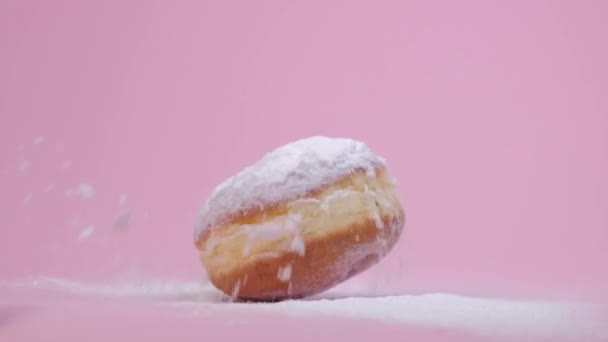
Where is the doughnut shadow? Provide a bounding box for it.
[228,296,304,303]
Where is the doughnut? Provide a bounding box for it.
[194,136,405,301]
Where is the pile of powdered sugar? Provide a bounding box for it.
[195,136,386,239]
[3,277,605,340]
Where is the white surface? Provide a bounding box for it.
[4,276,605,340]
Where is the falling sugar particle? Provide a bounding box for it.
[66,183,95,199]
[78,225,95,241]
[17,160,30,172]
[231,279,241,299]
[277,264,292,282]
[118,193,127,206]
[372,210,384,230]
[290,235,306,256]
[112,210,133,232]
[34,136,45,145]
[43,184,54,194]
[22,193,33,204]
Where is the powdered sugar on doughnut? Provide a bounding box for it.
[195,136,386,239]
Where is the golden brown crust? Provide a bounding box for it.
[207,210,404,301]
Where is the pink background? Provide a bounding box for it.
[1,0,607,340]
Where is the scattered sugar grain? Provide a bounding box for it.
[78,225,95,241]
